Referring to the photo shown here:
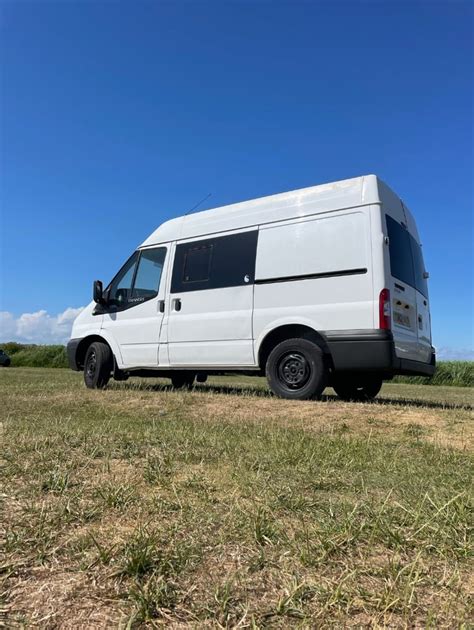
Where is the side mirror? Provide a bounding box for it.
[93,280,105,304]
[423,271,429,280]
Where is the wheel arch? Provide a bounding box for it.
[257,323,332,370]
[75,334,118,370]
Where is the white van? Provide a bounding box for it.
[68,175,435,401]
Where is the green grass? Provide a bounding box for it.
[1,368,473,627]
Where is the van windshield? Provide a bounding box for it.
[386,215,428,298]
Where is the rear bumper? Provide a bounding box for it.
[67,338,81,371]
[324,329,436,377]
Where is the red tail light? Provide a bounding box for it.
[379,288,391,330]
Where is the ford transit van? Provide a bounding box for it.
[68,175,435,400]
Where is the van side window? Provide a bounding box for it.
[171,230,258,293]
[132,248,167,299]
[183,245,213,283]
[386,215,415,288]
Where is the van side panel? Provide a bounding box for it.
[167,286,255,366]
[256,211,367,280]
[253,208,374,351]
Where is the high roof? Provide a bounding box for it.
[139,174,402,247]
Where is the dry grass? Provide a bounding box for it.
[1,368,473,628]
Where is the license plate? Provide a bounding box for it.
[394,311,411,328]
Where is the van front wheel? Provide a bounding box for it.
[266,338,327,400]
[332,376,382,402]
[84,341,113,389]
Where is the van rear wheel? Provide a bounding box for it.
[332,376,382,402]
[84,341,113,389]
[266,338,327,400]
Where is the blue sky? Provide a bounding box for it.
[0,1,472,356]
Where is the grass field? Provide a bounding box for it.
[1,369,473,628]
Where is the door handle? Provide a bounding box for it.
[158,300,165,313]
[173,298,182,312]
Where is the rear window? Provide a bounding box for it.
[386,215,428,297]
[386,215,415,287]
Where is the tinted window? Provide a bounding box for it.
[183,245,212,283]
[171,230,258,293]
[386,215,415,287]
[108,251,139,307]
[133,248,167,299]
[410,237,428,297]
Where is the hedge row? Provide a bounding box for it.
[1,342,68,368]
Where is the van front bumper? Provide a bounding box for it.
[324,330,436,377]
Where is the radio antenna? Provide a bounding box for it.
[184,192,212,216]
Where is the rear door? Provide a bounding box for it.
[410,236,432,363]
[385,214,420,361]
[167,230,258,366]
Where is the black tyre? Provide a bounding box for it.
[332,375,382,402]
[170,372,195,389]
[84,341,113,389]
[266,338,327,400]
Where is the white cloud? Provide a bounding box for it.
[0,307,84,345]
